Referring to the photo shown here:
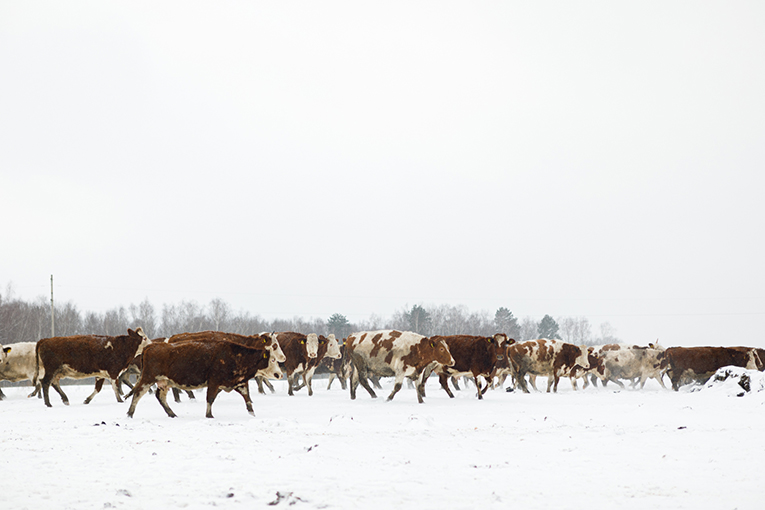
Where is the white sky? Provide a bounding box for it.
[2,2,764,346]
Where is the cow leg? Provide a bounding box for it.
[528,374,540,392]
[473,374,484,400]
[27,383,41,399]
[126,379,154,418]
[51,379,68,404]
[109,377,124,403]
[356,365,378,399]
[387,379,404,402]
[172,387,182,403]
[303,367,317,396]
[439,373,455,398]
[370,375,382,389]
[205,385,221,418]
[154,384,177,418]
[327,373,336,390]
[349,364,359,400]
[516,371,531,393]
[654,373,668,390]
[339,376,347,390]
[450,376,461,391]
[84,378,105,404]
[185,390,195,399]
[610,377,625,389]
[0,387,4,400]
[480,377,491,395]
[257,376,267,394]
[287,374,297,396]
[256,376,274,395]
[234,384,254,416]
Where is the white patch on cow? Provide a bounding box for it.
[105,341,113,350]
[306,333,319,358]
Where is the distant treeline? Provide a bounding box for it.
[0,286,619,346]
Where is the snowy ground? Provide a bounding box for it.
[1,375,763,510]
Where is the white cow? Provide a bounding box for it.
[0,342,40,400]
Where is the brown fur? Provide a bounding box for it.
[126,340,278,418]
[665,346,759,390]
[36,328,147,407]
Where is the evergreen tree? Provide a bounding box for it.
[494,307,521,340]
[405,304,432,335]
[537,314,561,340]
[327,313,351,339]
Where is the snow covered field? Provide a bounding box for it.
[1,375,763,510]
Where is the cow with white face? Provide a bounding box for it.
[507,338,591,393]
[346,330,455,403]
[291,334,342,396]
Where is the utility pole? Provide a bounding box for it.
[50,274,55,337]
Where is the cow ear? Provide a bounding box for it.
[430,341,435,348]
[3,346,10,354]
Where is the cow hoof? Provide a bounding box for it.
[83,399,91,405]
[63,401,70,406]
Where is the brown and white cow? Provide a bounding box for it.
[507,338,591,393]
[0,342,39,400]
[663,346,760,391]
[429,334,509,399]
[567,346,607,390]
[346,330,454,403]
[290,334,342,396]
[266,332,322,396]
[126,339,283,418]
[35,328,150,407]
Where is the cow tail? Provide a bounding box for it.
[33,342,44,387]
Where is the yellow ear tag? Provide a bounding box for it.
[263,352,267,359]
[430,341,435,348]
[301,340,305,344]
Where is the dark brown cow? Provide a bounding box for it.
[663,346,760,391]
[126,340,283,418]
[430,334,509,399]
[35,328,150,407]
[165,331,286,402]
[507,338,591,393]
[346,330,454,403]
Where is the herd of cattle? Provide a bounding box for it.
[1,329,764,418]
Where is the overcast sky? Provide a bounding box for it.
[2,2,764,346]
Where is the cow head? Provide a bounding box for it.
[491,334,509,360]
[261,351,284,380]
[428,338,454,367]
[323,334,342,360]
[304,333,320,358]
[263,333,287,363]
[572,344,591,370]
